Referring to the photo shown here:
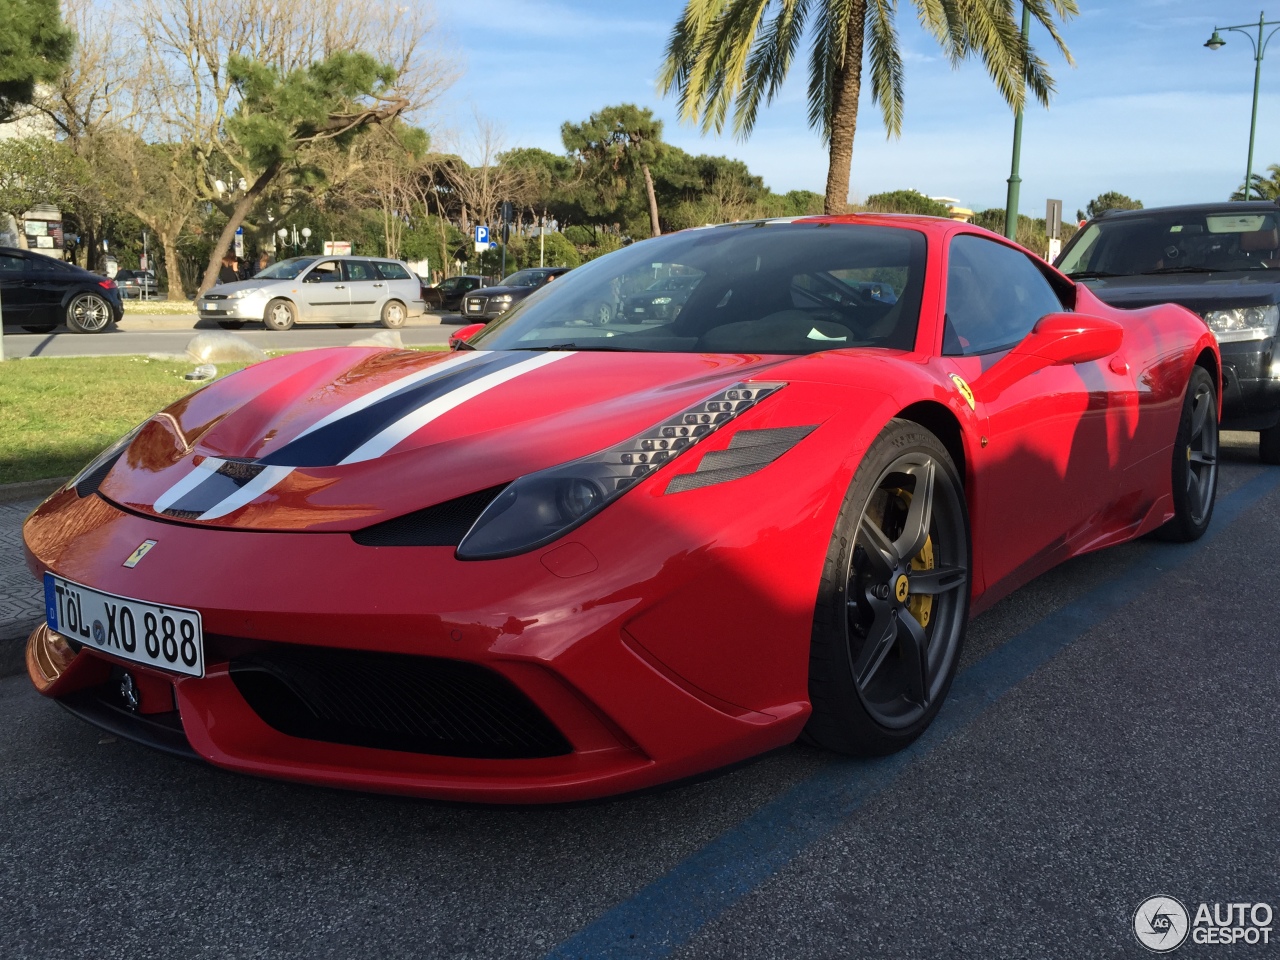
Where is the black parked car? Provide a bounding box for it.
[1055,200,1280,461]
[617,274,701,323]
[459,267,570,321]
[423,274,485,312]
[0,247,123,333]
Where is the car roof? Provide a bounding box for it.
[1091,200,1280,221]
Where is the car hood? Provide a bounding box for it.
[205,279,277,296]
[97,347,801,532]
[1081,271,1280,313]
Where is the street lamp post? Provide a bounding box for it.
[1003,3,1033,241]
[275,225,312,255]
[1205,12,1280,200]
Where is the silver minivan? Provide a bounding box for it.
[198,256,427,330]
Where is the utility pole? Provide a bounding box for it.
[1205,13,1280,200]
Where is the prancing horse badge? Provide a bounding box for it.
[123,540,157,568]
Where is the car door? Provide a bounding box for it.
[25,254,74,325]
[298,259,349,322]
[0,252,33,325]
[940,233,1129,597]
[373,260,421,312]
[343,259,382,321]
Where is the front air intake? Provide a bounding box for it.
[229,646,571,759]
[351,485,508,547]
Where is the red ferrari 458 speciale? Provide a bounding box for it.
[23,215,1220,802]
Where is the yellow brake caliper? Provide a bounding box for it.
[890,487,934,629]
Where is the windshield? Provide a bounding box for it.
[1058,210,1280,277]
[500,270,554,287]
[255,257,316,280]
[471,222,927,355]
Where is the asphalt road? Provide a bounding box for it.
[1,318,459,358]
[1,435,1276,960]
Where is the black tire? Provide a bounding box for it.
[66,293,113,333]
[216,320,245,330]
[804,419,971,756]
[1154,366,1219,541]
[21,325,56,334]
[589,301,613,326]
[263,298,296,331]
[381,300,407,329]
[1259,424,1280,465]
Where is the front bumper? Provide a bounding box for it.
[197,297,265,321]
[1218,338,1280,430]
[23,481,821,803]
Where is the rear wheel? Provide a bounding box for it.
[1259,424,1280,465]
[1155,366,1219,541]
[66,293,113,333]
[381,300,407,328]
[589,301,613,326]
[804,420,970,756]
[263,298,296,331]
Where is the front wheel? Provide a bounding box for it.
[1154,366,1219,541]
[804,420,971,756]
[263,298,296,331]
[381,300,407,329]
[66,293,113,333]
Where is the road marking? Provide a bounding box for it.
[544,470,1280,960]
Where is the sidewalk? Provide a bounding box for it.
[0,497,42,679]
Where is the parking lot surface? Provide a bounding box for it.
[1,435,1276,959]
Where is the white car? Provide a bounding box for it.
[198,256,427,330]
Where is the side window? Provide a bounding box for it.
[307,261,343,283]
[344,260,376,281]
[375,262,410,280]
[463,278,479,290]
[943,234,1064,356]
[0,254,25,274]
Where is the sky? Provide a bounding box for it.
[431,0,1280,219]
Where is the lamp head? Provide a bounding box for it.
[1205,30,1226,50]
[276,228,288,240]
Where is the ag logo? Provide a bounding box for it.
[123,539,157,568]
[949,373,975,411]
[1134,896,1190,952]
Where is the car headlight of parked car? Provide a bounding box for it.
[456,382,787,559]
[1203,305,1279,343]
[492,295,514,305]
[652,297,673,305]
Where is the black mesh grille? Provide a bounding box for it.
[666,425,816,494]
[75,451,123,498]
[229,646,571,759]
[351,485,507,547]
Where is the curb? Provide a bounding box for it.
[0,477,67,504]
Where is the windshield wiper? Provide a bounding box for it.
[451,337,477,350]
[512,342,640,352]
[1141,265,1223,275]
[1065,270,1124,279]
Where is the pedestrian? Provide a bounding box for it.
[217,252,238,285]
[256,252,271,275]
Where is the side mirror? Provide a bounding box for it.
[972,312,1123,402]
[449,322,486,350]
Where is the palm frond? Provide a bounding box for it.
[734,0,809,137]
[866,0,905,137]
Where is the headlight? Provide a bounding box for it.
[1203,305,1279,342]
[456,381,787,559]
[67,422,147,497]
[652,297,673,305]
[493,295,514,304]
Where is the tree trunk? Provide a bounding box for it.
[643,163,661,237]
[197,159,284,294]
[162,233,185,300]
[823,0,868,215]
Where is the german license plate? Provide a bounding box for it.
[44,574,204,677]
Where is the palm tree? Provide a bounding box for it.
[660,0,1077,215]
[1231,164,1280,201]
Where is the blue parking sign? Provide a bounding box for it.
[475,225,489,245]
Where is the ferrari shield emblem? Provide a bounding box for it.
[949,374,976,411]
[123,540,157,568]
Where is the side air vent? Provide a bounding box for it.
[75,452,123,498]
[351,484,508,547]
[665,425,816,494]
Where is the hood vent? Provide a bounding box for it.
[351,484,508,547]
[665,425,816,494]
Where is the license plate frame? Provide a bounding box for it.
[44,574,205,678]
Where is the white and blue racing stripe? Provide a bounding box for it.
[152,351,573,520]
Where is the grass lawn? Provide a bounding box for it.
[0,356,251,485]
[122,299,197,315]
